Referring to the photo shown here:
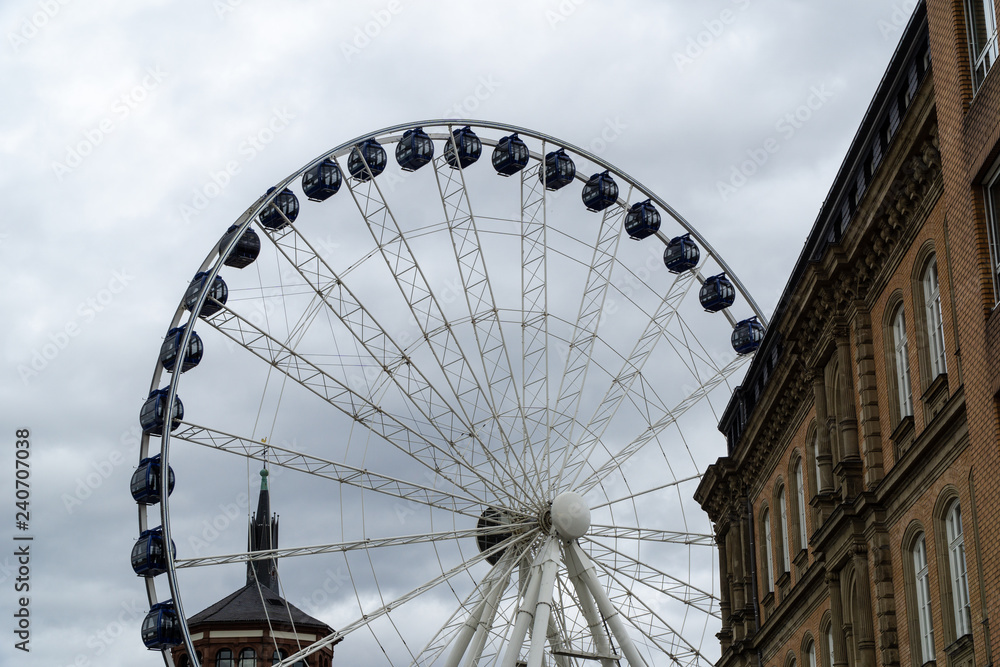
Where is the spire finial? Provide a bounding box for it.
[260,468,269,491]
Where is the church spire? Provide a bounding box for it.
[247,468,279,592]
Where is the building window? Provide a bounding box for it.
[237,648,257,667]
[217,649,235,667]
[762,507,775,591]
[913,533,936,663]
[966,0,999,90]
[892,306,914,420]
[824,623,834,667]
[805,638,817,667]
[794,458,808,550]
[946,501,973,637]
[922,258,947,378]
[778,486,790,573]
[986,166,1000,303]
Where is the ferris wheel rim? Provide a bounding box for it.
[136,118,755,667]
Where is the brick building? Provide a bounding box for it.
[695,2,1000,667]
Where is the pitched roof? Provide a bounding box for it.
[187,581,332,632]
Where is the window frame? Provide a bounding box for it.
[776,483,790,574]
[921,257,947,378]
[885,297,915,426]
[985,160,1000,304]
[966,0,999,91]
[761,505,775,593]
[792,455,808,552]
[216,648,235,667]
[904,528,937,664]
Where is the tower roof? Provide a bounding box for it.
[247,468,279,592]
[186,581,331,632]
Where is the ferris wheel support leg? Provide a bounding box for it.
[568,541,649,667]
[499,539,551,667]
[565,542,616,667]
[461,571,511,667]
[444,594,490,667]
[525,539,561,667]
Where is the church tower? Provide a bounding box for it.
[171,469,338,667]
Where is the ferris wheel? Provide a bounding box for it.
[132,120,766,667]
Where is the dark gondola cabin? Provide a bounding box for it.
[131,454,175,505]
[348,139,387,181]
[731,317,764,355]
[663,234,700,273]
[132,526,176,577]
[624,199,661,239]
[539,148,575,191]
[582,170,618,211]
[301,158,342,201]
[395,127,434,172]
[218,224,261,269]
[159,326,203,374]
[699,273,736,312]
[444,126,482,169]
[259,187,299,230]
[183,272,228,319]
[491,133,529,176]
[477,508,514,565]
[140,389,184,436]
[142,601,182,650]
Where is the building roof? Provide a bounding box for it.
[186,581,331,631]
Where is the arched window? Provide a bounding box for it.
[762,507,774,592]
[821,613,834,667]
[922,258,947,378]
[237,648,257,667]
[794,458,808,550]
[945,501,972,637]
[272,649,287,665]
[216,649,235,667]
[777,486,790,573]
[805,638,817,667]
[912,533,936,663]
[892,306,914,420]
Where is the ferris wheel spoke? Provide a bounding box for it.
[430,150,540,501]
[258,218,526,505]
[519,160,551,486]
[336,154,535,503]
[555,270,698,492]
[174,525,534,569]
[589,474,703,510]
[274,534,524,667]
[547,194,630,496]
[199,304,508,502]
[169,422,487,517]
[574,352,750,497]
[588,524,715,547]
[582,537,719,619]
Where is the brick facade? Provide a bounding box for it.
[696,3,1000,667]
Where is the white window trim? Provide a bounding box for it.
[893,307,914,419]
[985,161,1000,305]
[922,258,947,378]
[913,534,936,662]
[946,503,973,638]
[778,487,790,572]
[795,459,808,549]
[967,0,999,90]
[763,509,775,591]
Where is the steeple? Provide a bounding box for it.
[247,468,279,592]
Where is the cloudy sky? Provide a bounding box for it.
[0,1,918,666]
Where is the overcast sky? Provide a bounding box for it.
[0,1,917,666]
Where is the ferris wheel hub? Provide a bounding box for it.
[550,491,590,540]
